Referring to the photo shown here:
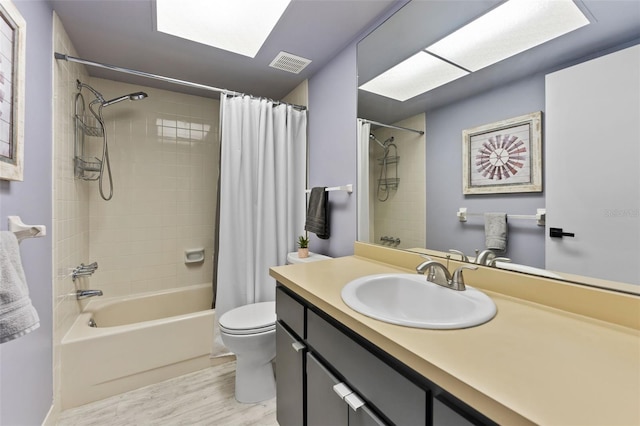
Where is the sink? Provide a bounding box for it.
[341,274,496,329]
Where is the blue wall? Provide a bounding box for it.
[426,74,546,267]
[307,45,358,257]
[0,1,53,424]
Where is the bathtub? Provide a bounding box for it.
[61,283,216,409]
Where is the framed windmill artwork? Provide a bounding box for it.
[0,0,25,181]
[462,112,542,195]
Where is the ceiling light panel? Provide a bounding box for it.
[426,0,590,72]
[359,52,469,102]
[156,0,291,58]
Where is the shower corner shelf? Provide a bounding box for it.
[378,177,400,191]
[378,155,399,165]
[74,156,102,181]
[75,114,104,137]
[74,90,106,181]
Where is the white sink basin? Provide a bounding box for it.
[341,274,496,329]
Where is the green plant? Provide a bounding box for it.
[298,235,309,249]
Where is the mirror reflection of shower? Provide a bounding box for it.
[74,80,148,200]
[370,133,398,201]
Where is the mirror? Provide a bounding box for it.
[357,0,640,293]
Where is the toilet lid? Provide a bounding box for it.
[219,301,276,335]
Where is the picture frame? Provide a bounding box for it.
[462,111,542,195]
[0,0,25,181]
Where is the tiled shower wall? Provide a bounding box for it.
[369,113,426,249]
[53,12,91,417]
[86,78,219,296]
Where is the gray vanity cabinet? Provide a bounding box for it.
[275,285,495,426]
[275,288,306,426]
[275,322,305,426]
[307,353,386,426]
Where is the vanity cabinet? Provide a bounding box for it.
[307,352,386,426]
[276,285,494,426]
[275,288,306,426]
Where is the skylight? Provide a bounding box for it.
[156,0,292,58]
[359,52,469,102]
[426,0,590,72]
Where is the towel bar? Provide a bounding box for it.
[305,184,352,194]
[457,208,546,226]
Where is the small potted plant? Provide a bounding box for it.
[297,235,310,259]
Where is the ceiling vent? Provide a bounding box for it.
[269,51,312,74]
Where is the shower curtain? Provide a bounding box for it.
[357,119,372,242]
[213,94,307,354]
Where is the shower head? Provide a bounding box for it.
[370,133,385,149]
[370,133,395,149]
[102,91,148,107]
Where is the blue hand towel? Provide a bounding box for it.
[305,187,330,239]
[0,231,40,343]
[484,213,508,252]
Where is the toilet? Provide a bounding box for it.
[219,251,332,403]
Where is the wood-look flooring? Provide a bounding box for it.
[57,360,277,426]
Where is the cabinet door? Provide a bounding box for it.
[307,310,427,425]
[307,353,349,426]
[433,398,475,426]
[276,322,305,426]
[347,395,388,426]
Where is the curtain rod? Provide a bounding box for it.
[54,53,307,111]
[359,118,424,135]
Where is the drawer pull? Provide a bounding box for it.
[333,382,353,399]
[291,341,306,352]
[345,393,365,411]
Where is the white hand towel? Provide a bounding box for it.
[484,213,508,252]
[0,231,40,343]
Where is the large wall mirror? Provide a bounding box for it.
[357,0,640,293]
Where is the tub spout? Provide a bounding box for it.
[76,289,103,300]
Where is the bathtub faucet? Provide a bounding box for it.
[72,262,98,281]
[76,289,103,300]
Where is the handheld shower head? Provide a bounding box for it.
[370,133,395,149]
[102,91,148,107]
[370,133,385,148]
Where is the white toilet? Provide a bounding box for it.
[218,251,331,403]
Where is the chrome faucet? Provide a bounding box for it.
[76,289,103,300]
[416,259,478,291]
[474,249,497,265]
[72,262,99,281]
[448,249,469,262]
[489,257,511,267]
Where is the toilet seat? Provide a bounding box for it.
[219,301,276,336]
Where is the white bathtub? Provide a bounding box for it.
[61,283,216,409]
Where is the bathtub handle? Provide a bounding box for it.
[291,342,306,353]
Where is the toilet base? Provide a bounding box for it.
[234,357,275,403]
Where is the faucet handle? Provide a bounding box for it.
[489,257,511,267]
[448,249,468,262]
[451,265,478,291]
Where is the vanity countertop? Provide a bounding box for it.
[269,249,640,425]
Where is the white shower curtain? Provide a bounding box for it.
[214,94,306,353]
[357,119,372,242]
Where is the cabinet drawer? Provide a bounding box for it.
[276,286,305,338]
[307,310,427,426]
